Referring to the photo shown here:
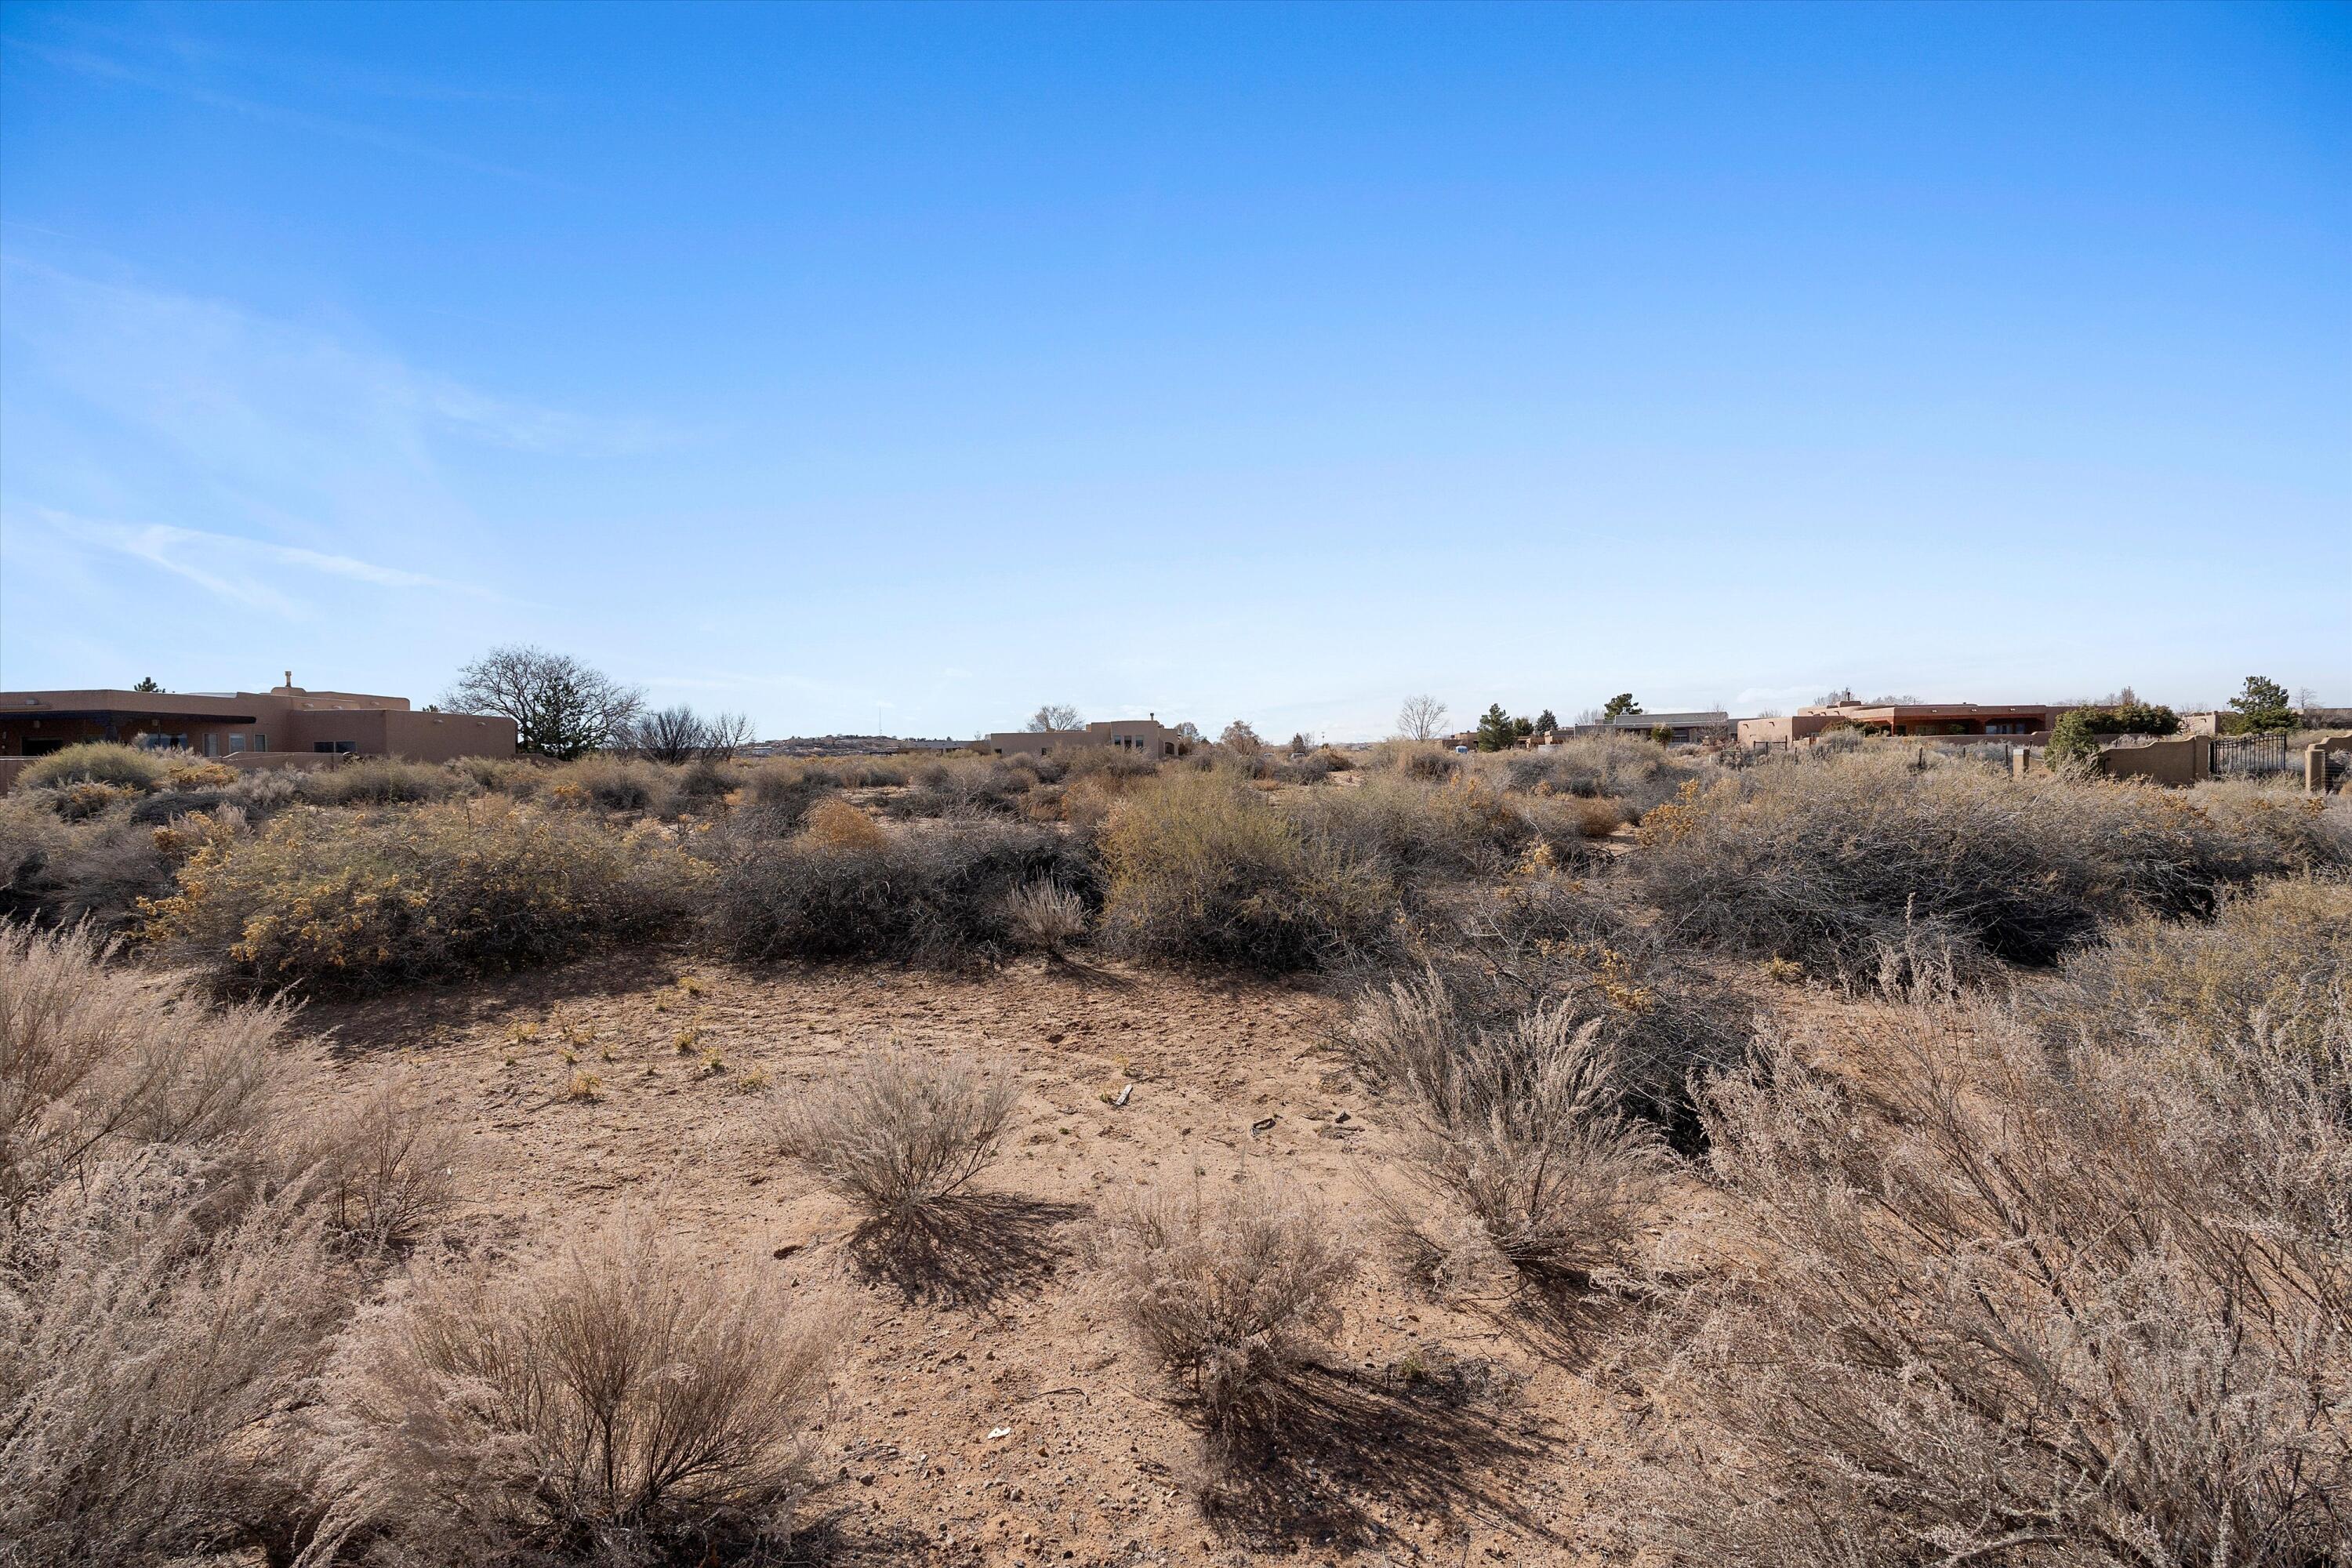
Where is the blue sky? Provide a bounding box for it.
[2,2,2345,739]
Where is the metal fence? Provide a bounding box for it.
[2210,734,2296,780]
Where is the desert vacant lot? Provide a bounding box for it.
[5,735,2349,1567]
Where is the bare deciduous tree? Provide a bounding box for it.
[1397,694,1449,742]
[630,706,757,764]
[699,710,754,760]
[1027,704,1083,733]
[1219,720,1263,754]
[630,706,707,765]
[442,646,644,760]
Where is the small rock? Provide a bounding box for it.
[771,1243,801,1260]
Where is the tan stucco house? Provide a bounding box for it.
[1737,701,2063,746]
[982,717,1186,759]
[0,675,517,763]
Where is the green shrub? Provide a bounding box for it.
[1098,770,1392,972]
[14,742,173,793]
[2049,702,2182,764]
[140,801,704,996]
[704,814,1097,967]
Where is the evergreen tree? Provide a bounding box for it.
[1601,692,1642,721]
[2229,675,2296,734]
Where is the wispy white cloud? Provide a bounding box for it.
[16,508,499,618]
[2,35,544,183]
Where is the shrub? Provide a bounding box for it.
[1353,985,1665,1288]
[1637,753,2352,983]
[1298,771,1540,882]
[0,922,347,1565]
[549,753,667,812]
[1005,878,1088,953]
[1617,994,2351,1566]
[2030,876,2352,1065]
[141,801,706,996]
[13,741,174,793]
[1091,1176,1357,1459]
[1374,877,1748,1150]
[775,1047,1019,1228]
[1,922,293,1211]
[303,1217,843,1566]
[1503,731,1693,817]
[885,757,1037,819]
[705,814,1098,967]
[744,762,839,830]
[0,793,179,933]
[1099,770,1393,973]
[274,1082,466,1254]
[292,755,462,807]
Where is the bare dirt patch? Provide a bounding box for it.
[299,945,1650,1566]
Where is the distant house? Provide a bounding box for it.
[1737,702,2062,746]
[0,674,516,764]
[1566,711,1730,745]
[983,717,1186,759]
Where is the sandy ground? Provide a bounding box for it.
[302,945,1671,1568]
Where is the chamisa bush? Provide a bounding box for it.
[302,1216,844,1567]
[1636,750,2352,984]
[1098,768,1392,972]
[12,740,176,793]
[1617,986,2351,1566]
[290,755,463,807]
[706,804,1096,967]
[1351,984,1666,1290]
[1091,1175,1357,1462]
[0,924,430,1564]
[775,1046,1020,1229]
[141,800,706,996]
[2029,875,2352,1064]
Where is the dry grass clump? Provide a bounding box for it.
[303,1216,843,1566]
[0,923,351,1565]
[1092,1175,1357,1460]
[12,739,177,793]
[141,800,706,996]
[1352,984,1665,1290]
[1099,769,1393,973]
[775,1046,1019,1228]
[705,813,1096,967]
[1004,877,1088,953]
[2032,876,2352,1062]
[1616,993,2351,1565]
[1638,752,2352,984]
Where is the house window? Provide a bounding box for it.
[313,740,357,754]
[227,735,247,753]
[252,734,268,752]
[205,735,220,757]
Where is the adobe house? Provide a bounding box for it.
[982,717,1186,759]
[1738,701,2063,746]
[1566,711,1731,745]
[0,673,517,764]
